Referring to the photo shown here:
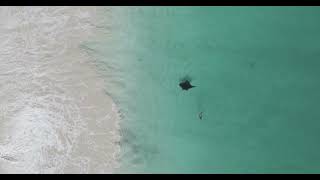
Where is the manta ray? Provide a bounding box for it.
[179,79,196,91]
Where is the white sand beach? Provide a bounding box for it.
[0,7,120,173]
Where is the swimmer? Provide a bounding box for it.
[199,112,203,120]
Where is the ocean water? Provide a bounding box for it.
[1,6,320,174]
[88,7,320,173]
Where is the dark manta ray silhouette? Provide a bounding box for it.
[179,79,196,90]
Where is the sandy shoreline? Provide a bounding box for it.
[0,7,120,173]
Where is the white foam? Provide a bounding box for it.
[0,7,120,173]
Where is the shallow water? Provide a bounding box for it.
[4,6,320,173]
[0,7,120,173]
[90,7,320,173]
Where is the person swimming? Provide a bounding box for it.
[199,112,203,120]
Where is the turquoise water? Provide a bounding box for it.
[87,7,320,173]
